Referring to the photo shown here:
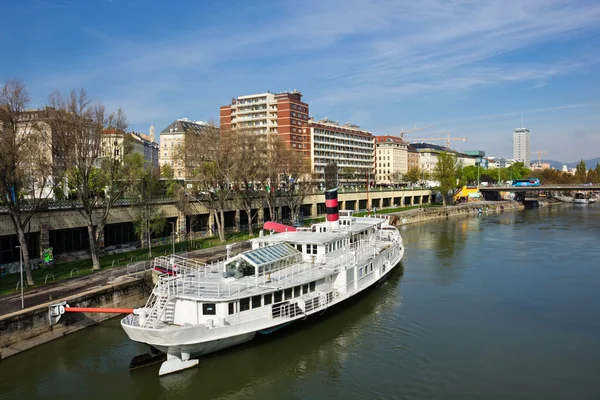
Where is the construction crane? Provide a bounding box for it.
[532,150,548,165]
[397,124,435,139]
[409,132,467,149]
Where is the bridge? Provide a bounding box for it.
[478,184,599,201]
[479,184,600,192]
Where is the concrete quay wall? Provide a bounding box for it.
[0,274,151,360]
[392,201,525,226]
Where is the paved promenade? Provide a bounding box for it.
[0,242,250,317]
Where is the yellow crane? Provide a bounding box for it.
[532,150,548,165]
[397,124,435,139]
[409,132,467,149]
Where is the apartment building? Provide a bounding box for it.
[220,90,310,158]
[102,130,159,170]
[374,136,409,185]
[159,118,209,180]
[407,145,419,170]
[307,117,374,184]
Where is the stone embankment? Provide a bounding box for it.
[390,201,525,226]
[0,274,151,360]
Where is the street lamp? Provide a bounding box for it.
[15,246,23,309]
[170,221,175,255]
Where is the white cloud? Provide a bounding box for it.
[23,0,600,159]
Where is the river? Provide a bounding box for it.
[1,204,599,400]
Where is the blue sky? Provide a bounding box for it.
[2,0,599,163]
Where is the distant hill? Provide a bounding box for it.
[541,157,600,170]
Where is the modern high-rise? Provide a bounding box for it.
[307,118,374,184]
[513,128,530,166]
[220,90,310,158]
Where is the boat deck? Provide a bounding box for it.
[153,240,395,301]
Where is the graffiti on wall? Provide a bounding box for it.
[43,247,54,267]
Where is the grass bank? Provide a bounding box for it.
[0,231,252,296]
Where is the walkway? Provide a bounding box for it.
[0,242,250,317]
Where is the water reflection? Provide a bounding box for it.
[127,267,404,400]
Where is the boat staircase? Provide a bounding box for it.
[142,275,178,328]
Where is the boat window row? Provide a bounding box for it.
[326,239,348,253]
[228,281,317,315]
[359,262,374,278]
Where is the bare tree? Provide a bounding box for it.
[259,133,287,223]
[279,147,315,224]
[0,80,72,285]
[50,89,141,270]
[182,124,234,243]
[230,129,266,236]
[131,158,166,258]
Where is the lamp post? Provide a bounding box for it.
[170,221,175,255]
[16,246,23,309]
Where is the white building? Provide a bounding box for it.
[513,128,530,166]
[159,118,209,180]
[308,118,374,184]
[374,136,409,185]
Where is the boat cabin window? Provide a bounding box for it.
[274,290,283,302]
[240,298,250,312]
[228,302,235,315]
[264,293,273,305]
[302,284,309,294]
[284,288,293,300]
[252,295,261,309]
[309,281,316,292]
[294,286,301,297]
[203,303,216,315]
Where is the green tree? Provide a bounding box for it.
[575,160,587,183]
[458,165,478,186]
[160,164,179,197]
[404,166,421,187]
[433,152,462,206]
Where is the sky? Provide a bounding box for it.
[2,0,600,163]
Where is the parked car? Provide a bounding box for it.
[581,182,593,187]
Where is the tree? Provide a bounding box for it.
[404,166,421,187]
[279,148,315,224]
[260,134,288,223]
[160,164,179,197]
[131,159,166,258]
[340,167,357,187]
[0,80,70,285]
[433,152,462,206]
[458,165,478,186]
[50,89,141,270]
[230,129,266,236]
[575,159,587,183]
[182,124,234,243]
[390,171,403,187]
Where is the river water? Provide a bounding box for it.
[1,204,600,400]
